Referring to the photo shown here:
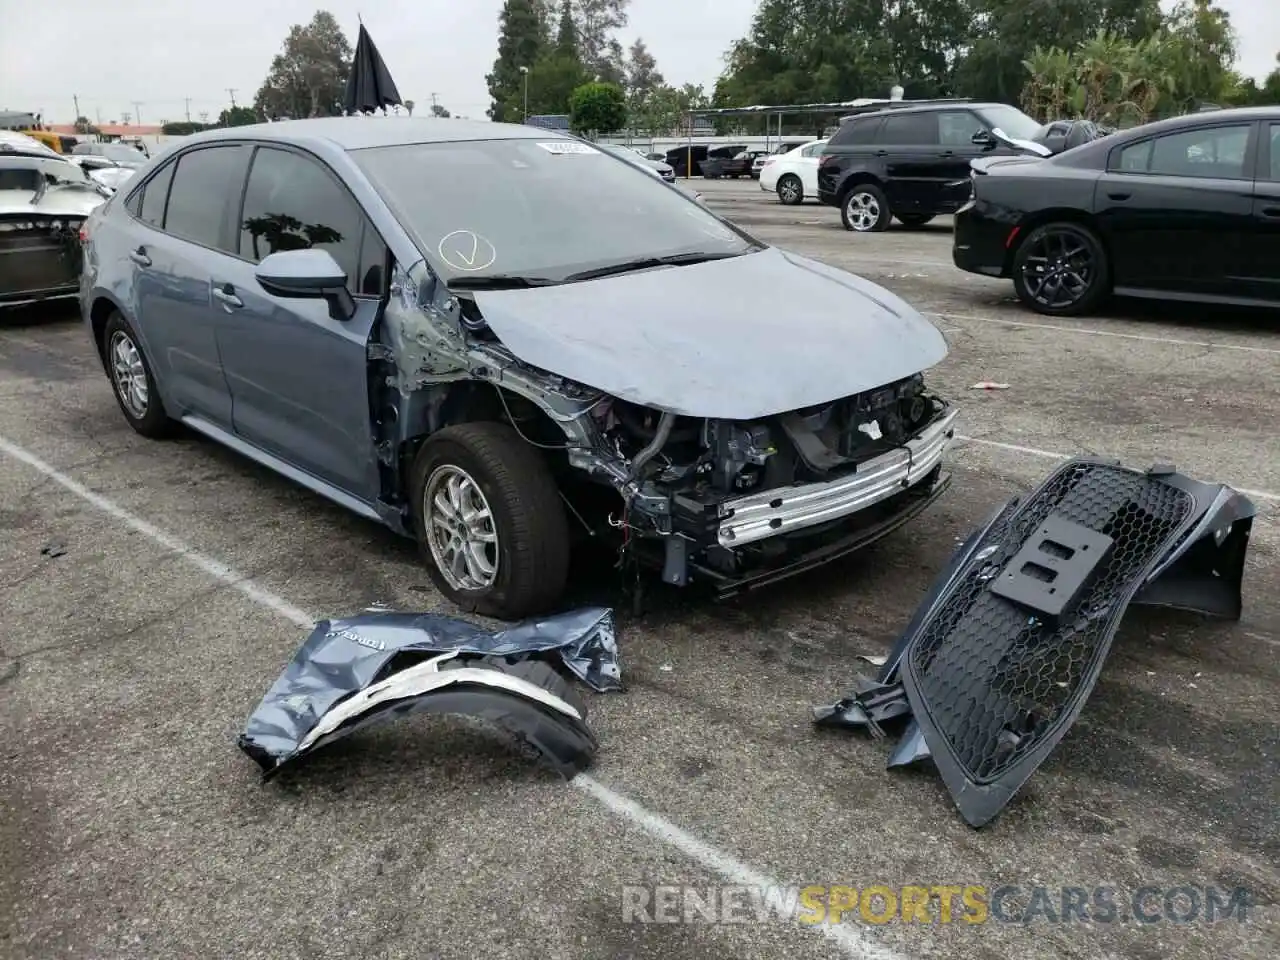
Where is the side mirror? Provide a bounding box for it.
[255,248,355,321]
[971,130,997,148]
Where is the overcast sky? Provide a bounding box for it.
[1,0,1275,124]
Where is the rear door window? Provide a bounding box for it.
[1115,124,1253,180]
[164,145,247,249]
[1268,123,1280,181]
[879,112,940,146]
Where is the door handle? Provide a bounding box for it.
[128,247,151,267]
[1261,206,1280,218]
[875,150,888,156]
[212,285,243,309]
[1108,192,1131,201]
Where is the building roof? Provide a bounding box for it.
[176,116,552,152]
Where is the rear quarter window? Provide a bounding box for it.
[829,118,882,147]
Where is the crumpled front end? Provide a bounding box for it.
[814,459,1256,827]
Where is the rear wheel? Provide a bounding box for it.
[1012,222,1111,317]
[410,422,570,620]
[895,213,935,228]
[102,311,178,439]
[841,184,891,232]
[776,174,803,205]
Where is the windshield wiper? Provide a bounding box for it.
[562,251,744,283]
[447,274,558,290]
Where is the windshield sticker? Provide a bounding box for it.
[536,142,600,156]
[437,230,497,272]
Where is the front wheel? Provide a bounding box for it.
[1012,222,1111,317]
[410,422,570,620]
[841,184,891,232]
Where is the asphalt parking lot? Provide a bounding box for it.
[2,176,1277,960]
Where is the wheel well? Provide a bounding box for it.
[89,297,116,366]
[1006,209,1111,277]
[396,382,570,504]
[838,173,883,201]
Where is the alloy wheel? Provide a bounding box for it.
[845,191,881,231]
[1019,230,1096,309]
[109,330,148,419]
[423,464,500,591]
[778,177,800,203]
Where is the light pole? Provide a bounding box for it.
[519,65,529,121]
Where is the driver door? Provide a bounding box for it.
[210,144,389,501]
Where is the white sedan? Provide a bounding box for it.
[758,139,828,205]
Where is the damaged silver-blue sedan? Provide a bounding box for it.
[79,117,955,619]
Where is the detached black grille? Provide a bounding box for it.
[0,215,84,298]
[904,461,1194,784]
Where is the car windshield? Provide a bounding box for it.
[976,104,1043,142]
[101,144,145,162]
[355,138,755,282]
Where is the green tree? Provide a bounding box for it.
[1160,0,1239,110]
[252,11,353,119]
[487,0,546,121]
[218,105,258,126]
[569,81,627,133]
[161,121,210,135]
[73,116,99,135]
[573,0,629,81]
[631,83,685,135]
[404,98,415,115]
[430,103,452,117]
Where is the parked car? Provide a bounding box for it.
[751,140,810,178]
[954,106,1280,316]
[702,149,771,179]
[759,139,828,205]
[596,142,676,182]
[65,154,138,191]
[817,102,1053,231]
[80,118,955,619]
[1,151,111,309]
[663,143,746,177]
[72,141,149,170]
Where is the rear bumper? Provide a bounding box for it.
[952,205,1013,278]
[718,408,957,547]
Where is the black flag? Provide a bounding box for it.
[343,22,404,115]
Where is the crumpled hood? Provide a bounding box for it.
[0,185,106,217]
[471,247,948,419]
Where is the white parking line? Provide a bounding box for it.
[0,432,901,960]
[939,312,1280,357]
[954,435,1280,504]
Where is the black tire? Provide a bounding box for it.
[776,174,803,206]
[895,213,935,228]
[410,421,570,620]
[1011,221,1111,317]
[101,310,178,438]
[439,656,587,719]
[840,183,891,232]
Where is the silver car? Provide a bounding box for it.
[80,118,953,619]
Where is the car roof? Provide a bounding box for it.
[1108,105,1280,137]
[847,101,1002,120]
[169,116,560,152]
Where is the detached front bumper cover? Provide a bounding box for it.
[238,606,621,781]
[814,459,1255,827]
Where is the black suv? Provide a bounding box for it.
[817,102,1044,232]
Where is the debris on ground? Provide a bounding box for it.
[814,458,1255,828]
[40,542,67,558]
[969,381,1010,390]
[238,606,621,781]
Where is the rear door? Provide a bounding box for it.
[211,144,387,500]
[127,144,248,424]
[874,112,942,213]
[1095,121,1256,297]
[1244,120,1280,303]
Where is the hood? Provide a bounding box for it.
[470,247,948,419]
[0,185,106,217]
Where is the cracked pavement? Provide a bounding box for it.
[1,177,1277,960]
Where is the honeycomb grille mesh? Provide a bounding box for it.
[906,462,1194,784]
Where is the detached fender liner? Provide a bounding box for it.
[815,458,1256,827]
[238,607,620,781]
